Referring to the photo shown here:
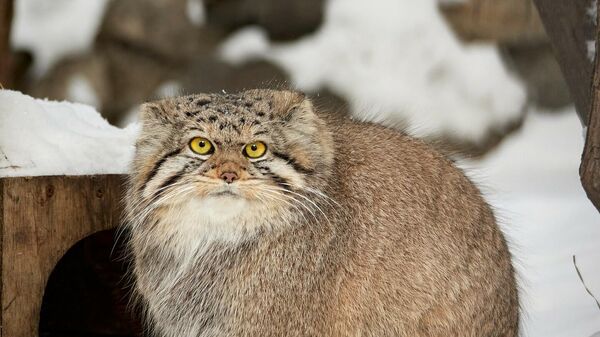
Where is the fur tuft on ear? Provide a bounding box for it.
[271,90,315,122]
[138,100,180,127]
[139,102,164,123]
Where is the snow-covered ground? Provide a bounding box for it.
[463,109,600,337]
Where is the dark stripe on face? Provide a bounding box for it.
[189,127,205,133]
[140,148,181,192]
[271,151,314,174]
[196,98,211,106]
[255,164,291,190]
[267,172,291,189]
[152,166,188,199]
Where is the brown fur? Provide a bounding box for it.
[125,89,518,337]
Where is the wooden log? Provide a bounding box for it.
[440,0,547,44]
[534,0,600,211]
[0,175,126,337]
[581,1,600,211]
[533,0,596,124]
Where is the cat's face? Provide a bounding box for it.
[127,90,333,242]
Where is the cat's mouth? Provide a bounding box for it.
[209,185,241,198]
[212,190,237,197]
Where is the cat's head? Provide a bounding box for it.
[127,89,334,242]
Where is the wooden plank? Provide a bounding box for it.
[440,0,547,44]
[533,0,596,124]
[0,178,3,337]
[582,1,600,211]
[1,175,126,337]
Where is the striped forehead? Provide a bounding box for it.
[178,94,273,119]
[176,94,276,140]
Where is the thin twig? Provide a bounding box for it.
[573,255,600,311]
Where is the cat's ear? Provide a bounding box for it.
[138,101,174,126]
[273,90,315,122]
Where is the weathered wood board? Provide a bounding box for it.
[0,175,126,337]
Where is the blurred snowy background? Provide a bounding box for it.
[1,0,599,336]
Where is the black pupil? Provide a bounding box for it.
[199,141,205,147]
[251,144,258,151]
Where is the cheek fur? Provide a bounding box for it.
[142,155,208,201]
[251,158,307,190]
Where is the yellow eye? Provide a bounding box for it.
[244,141,267,159]
[189,137,214,155]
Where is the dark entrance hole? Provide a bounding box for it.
[39,229,143,337]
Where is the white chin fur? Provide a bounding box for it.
[194,195,249,223]
[161,195,257,247]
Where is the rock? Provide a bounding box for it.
[31,43,177,125]
[502,42,572,110]
[2,50,33,92]
[181,58,289,94]
[97,0,225,63]
[30,0,231,125]
[31,53,113,118]
[204,0,324,40]
[428,114,525,158]
[439,0,547,44]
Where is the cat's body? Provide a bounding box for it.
[125,89,518,337]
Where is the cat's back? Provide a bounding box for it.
[328,116,484,221]
[321,116,518,336]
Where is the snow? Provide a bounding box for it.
[219,0,527,143]
[588,0,598,23]
[587,0,597,63]
[10,0,110,77]
[220,27,271,65]
[462,109,600,337]
[437,0,467,5]
[588,40,597,63]
[186,0,206,26]
[154,80,184,99]
[66,74,101,109]
[0,90,138,177]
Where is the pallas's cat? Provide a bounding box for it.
[125,89,518,337]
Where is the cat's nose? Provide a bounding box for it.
[220,172,239,184]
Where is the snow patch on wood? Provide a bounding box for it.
[0,90,138,177]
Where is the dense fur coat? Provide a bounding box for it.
[124,89,518,337]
